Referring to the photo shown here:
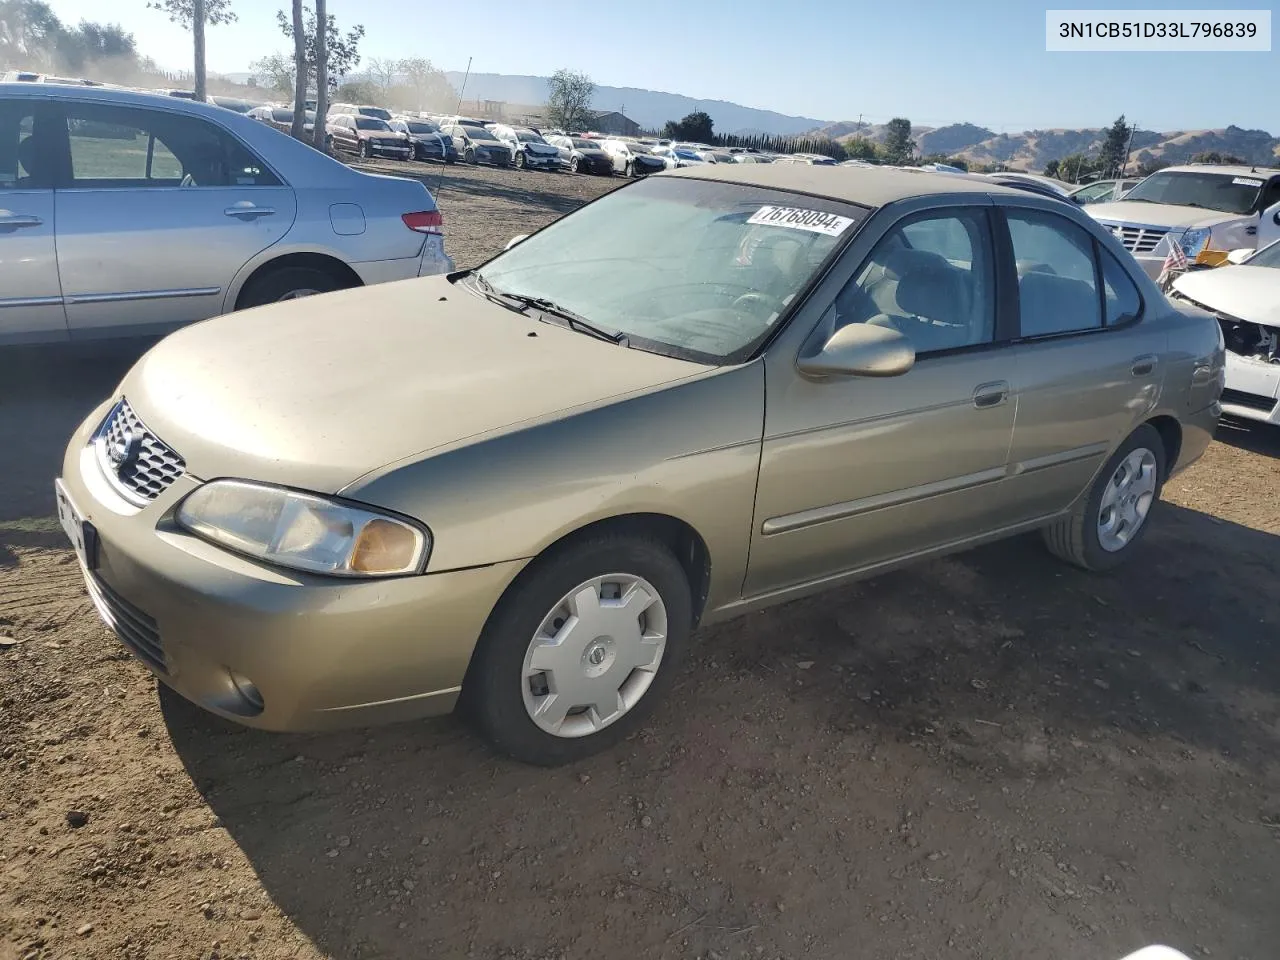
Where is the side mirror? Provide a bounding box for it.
[1227,248,1253,265]
[505,235,529,251]
[796,323,915,379]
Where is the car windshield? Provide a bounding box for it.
[1122,171,1264,214]
[468,129,500,142]
[516,131,545,143]
[355,118,392,131]
[405,121,438,134]
[359,107,392,121]
[571,139,596,149]
[1247,240,1280,268]
[477,177,868,364]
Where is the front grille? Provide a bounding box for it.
[95,398,186,504]
[1100,222,1169,254]
[85,573,167,674]
[1220,387,1277,413]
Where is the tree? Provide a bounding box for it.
[669,111,713,143]
[1097,114,1131,177]
[334,79,380,104]
[842,136,880,161]
[55,20,135,72]
[0,0,64,68]
[882,117,915,164]
[1043,158,1060,179]
[289,0,306,139]
[311,0,327,149]
[275,5,364,94]
[147,0,237,102]
[546,68,594,132]
[365,56,397,93]
[1190,150,1246,165]
[397,57,456,111]
[250,51,295,96]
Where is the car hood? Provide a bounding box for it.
[1172,265,1280,326]
[1088,201,1242,229]
[119,276,712,493]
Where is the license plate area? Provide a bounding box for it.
[55,479,98,571]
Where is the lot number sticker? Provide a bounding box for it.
[1233,177,1264,186]
[748,205,854,236]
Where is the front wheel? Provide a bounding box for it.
[570,156,581,174]
[464,148,476,164]
[358,140,369,159]
[1042,424,1166,571]
[515,151,526,169]
[625,160,635,178]
[463,534,692,766]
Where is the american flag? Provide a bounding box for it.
[1157,234,1189,291]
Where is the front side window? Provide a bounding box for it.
[354,118,391,132]
[477,177,868,364]
[0,102,43,189]
[64,104,279,187]
[819,209,996,354]
[1122,170,1263,215]
[1007,209,1101,337]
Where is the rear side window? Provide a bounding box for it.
[1101,248,1142,326]
[1007,209,1101,337]
[63,103,281,188]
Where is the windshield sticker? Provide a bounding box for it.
[1233,177,1264,187]
[747,205,854,236]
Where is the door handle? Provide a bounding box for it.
[223,204,275,220]
[1130,354,1157,377]
[0,213,43,228]
[972,380,1009,409]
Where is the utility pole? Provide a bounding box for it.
[192,0,207,102]
[855,113,863,137]
[454,56,472,115]
[1120,121,1136,177]
[311,0,328,150]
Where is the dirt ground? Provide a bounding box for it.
[2,161,1278,960]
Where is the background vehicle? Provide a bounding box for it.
[1088,164,1280,278]
[733,152,774,163]
[2,72,105,86]
[329,103,393,122]
[545,134,612,174]
[327,114,412,161]
[651,145,707,169]
[1069,177,1140,204]
[984,171,1071,197]
[389,116,457,163]
[600,138,666,177]
[490,124,561,170]
[0,82,451,346]
[773,152,838,166]
[248,104,323,141]
[210,96,263,115]
[1172,238,1280,425]
[442,123,511,166]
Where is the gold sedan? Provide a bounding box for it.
[57,165,1224,765]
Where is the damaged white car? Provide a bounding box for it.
[1172,239,1280,424]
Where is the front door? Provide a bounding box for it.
[0,99,66,343]
[53,100,296,337]
[997,202,1165,520]
[746,204,1018,596]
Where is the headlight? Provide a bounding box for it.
[176,480,430,577]
[1179,227,1212,259]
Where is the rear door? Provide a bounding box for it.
[329,115,354,153]
[0,97,67,343]
[53,100,296,337]
[998,201,1164,520]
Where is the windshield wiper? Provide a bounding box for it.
[502,294,629,345]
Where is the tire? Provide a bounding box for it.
[515,151,526,169]
[358,140,369,159]
[625,160,635,178]
[237,266,342,309]
[1042,424,1166,572]
[463,533,693,766]
[465,148,476,164]
[570,156,581,174]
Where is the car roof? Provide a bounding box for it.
[1163,163,1280,177]
[670,163,1032,205]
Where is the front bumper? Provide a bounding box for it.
[521,152,558,169]
[59,402,525,732]
[633,160,666,176]
[368,140,412,159]
[1219,350,1280,424]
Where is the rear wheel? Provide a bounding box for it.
[1042,424,1166,571]
[237,266,343,309]
[625,159,635,178]
[463,534,692,766]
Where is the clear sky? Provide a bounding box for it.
[41,0,1279,132]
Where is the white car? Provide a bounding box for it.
[1089,164,1280,280]
[651,146,707,169]
[1171,238,1280,425]
[489,124,561,171]
[599,139,666,177]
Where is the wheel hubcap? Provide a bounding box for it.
[1097,447,1158,552]
[522,574,667,739]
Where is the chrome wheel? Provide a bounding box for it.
[1097,447,1158,552]
[521,574,668,738]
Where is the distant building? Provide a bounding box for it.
[592,111,640,137]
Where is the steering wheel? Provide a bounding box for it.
[731,290,787,316]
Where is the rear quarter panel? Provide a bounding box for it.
[1159,298,1224,473]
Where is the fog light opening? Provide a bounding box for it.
[228,670,265,714]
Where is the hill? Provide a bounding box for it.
[441,72,826,135]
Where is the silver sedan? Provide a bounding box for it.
[0,83,452,346]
